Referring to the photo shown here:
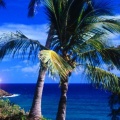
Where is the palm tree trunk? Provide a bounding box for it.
[29,65,47,119]
[29,24,54,119]
[56,77,68,120]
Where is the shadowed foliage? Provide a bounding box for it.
[0,31,46,61]
[28,0,41,17]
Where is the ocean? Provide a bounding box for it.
[0,84,113,120]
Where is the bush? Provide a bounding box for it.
[0,99,28,120]
[0,99,51,120]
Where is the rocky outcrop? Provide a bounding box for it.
[0,89,13,97]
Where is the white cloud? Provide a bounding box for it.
[1,69,11,72]
[22,60,29,64]
[21,63,39,73]
[110,69,120,77]
[11,65,22,69]
[0,23,48,45]
[102,15,120,20]
[1,58,11,62]
[0,65,22,72]
[107,34,120,46]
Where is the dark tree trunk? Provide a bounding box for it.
[56,77,68,120]
[29,66,47,120]
[29,24,54,119]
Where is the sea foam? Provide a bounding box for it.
[2,94,20,98]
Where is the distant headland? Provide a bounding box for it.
[0,89,13,97]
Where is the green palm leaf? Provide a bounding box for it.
[73,32,106,52]
[0,31,46,60]
[28,0,41,17]
[86,65,120,93]
[77,18,120,43]
[39,50,74,79]
[77,47,120,69]
[100,47,120,69]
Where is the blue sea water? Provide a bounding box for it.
[0,84,112,120]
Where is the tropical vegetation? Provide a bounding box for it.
[0,99,28,120]
[0,0,120,120]
[0,99,50,120]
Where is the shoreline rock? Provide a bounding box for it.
[0,89,13,97]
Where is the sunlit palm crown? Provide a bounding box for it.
[0,0,120,93]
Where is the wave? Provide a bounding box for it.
[1,94,20,98]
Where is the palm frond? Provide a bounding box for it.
[86,65,120,93]
[71,32,108,66]
[44,0,68,43]
[44,0,120,52]
[77,46,120,69]
[100,48,120,69]
[44,0,93,48]
[0,31,46,60]
[38,50,74,79]
[74,32,106,52]
[77,18,120,43]
[28,0,41,17]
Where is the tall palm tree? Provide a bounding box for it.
[28,27,54,119]
[28,0,78,119]
[0,0,47,118]
[29,0,120,119]
[28,0,56,119]
[0,0,55,119]
[26,0,120,119]
[38,0,120,119]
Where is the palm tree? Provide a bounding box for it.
[28,27,54,119]
[25,1,120,120]
[0,0,55,119]
[28,0,56,119]
[38,0,120,119]
[0,0,47,118]
[28,0,77,119]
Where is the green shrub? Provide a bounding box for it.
[0,99,51,120]
[0,99,28,120]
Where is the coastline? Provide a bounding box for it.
[0,89,13,97]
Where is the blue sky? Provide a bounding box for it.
[0,0,120,83]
